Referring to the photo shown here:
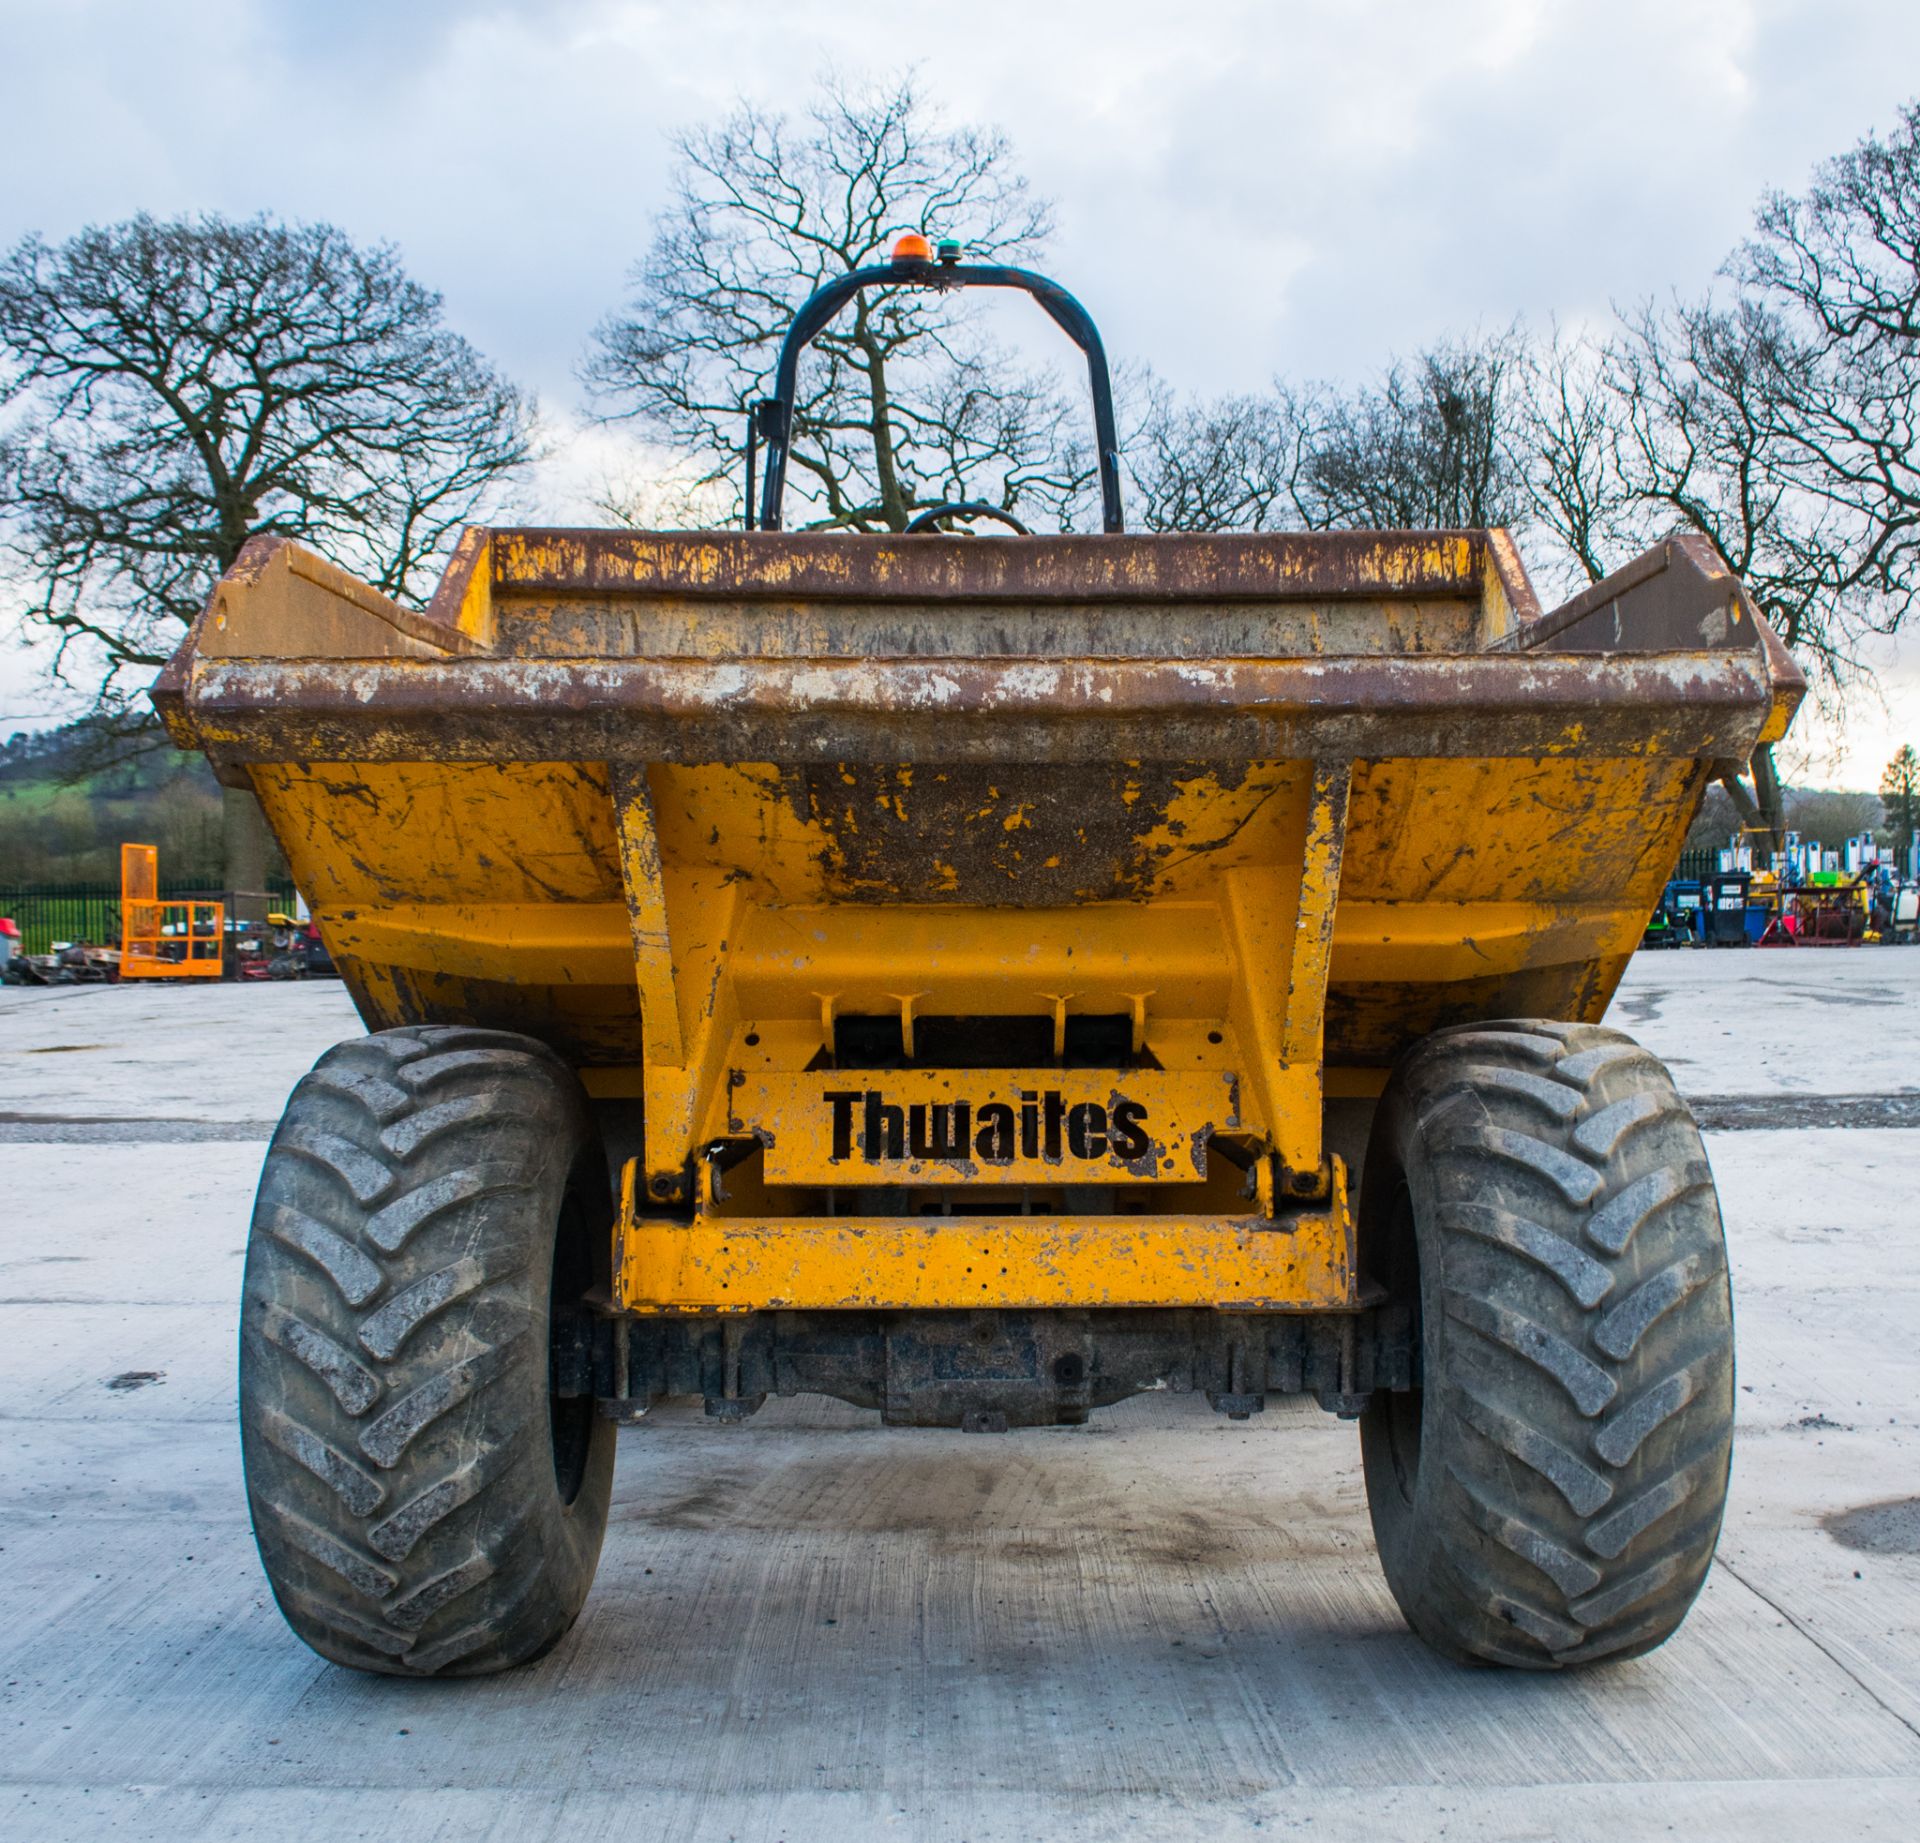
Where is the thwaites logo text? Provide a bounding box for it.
[823,1088,1151,1167]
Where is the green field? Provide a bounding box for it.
[0,733,230,887]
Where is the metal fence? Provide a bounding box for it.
[0,878,300,957]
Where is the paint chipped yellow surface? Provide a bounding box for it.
[200,523,1798,1319]
[615,1194,1356,1312]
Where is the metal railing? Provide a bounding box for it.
[0,877,299,957]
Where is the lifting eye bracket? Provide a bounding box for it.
[745,258,1124,536]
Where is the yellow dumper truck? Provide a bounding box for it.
[156,248,1802,1677]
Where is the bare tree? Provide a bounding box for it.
[0,213,533,734]
[1745,100,1920,349]
[1507,307,1808,844]
[585,74,1096,532]
[1522,104,1920,693]
[1132,333,1528,536]
[1884,743,1920,855]
[1520,325,1642,592]
[1598,293,1896,690]
[1735,102,1920,657]
[1127,375,1314,533]
[1297,332,1531,531]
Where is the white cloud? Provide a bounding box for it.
[10,0,1919,399]
[0,631,67,731]
[1779,639,1920,789]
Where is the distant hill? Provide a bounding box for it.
[0,719,238,884]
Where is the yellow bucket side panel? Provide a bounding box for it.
[343,955,642,1064]
[253,761,636,1057]
[318,902,634,988]
[252,761,622,906]
[1343,756,1705,906]
[1323,753,1706,1062]
[1326,958,1629,1067]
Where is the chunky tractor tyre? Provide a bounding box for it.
[1359,1019,1734,1669]
[239,1027,615,1676]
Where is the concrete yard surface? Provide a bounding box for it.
[2,954,1919,1840]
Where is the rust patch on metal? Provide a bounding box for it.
[169,651,1779,769]
[485,527,1490,604]
[790,760,1280,905]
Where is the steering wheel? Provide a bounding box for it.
[903,500,1032,536]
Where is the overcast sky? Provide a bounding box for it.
[2,0,1917,780]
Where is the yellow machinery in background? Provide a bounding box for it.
[118,843,223,979]
[157,244,1802,1682]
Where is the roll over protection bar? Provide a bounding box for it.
[746,251,1124,533]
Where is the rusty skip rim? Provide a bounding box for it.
[477,527,1528,607]
[160,650,1779,765]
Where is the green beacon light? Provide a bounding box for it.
[936,237,963,265]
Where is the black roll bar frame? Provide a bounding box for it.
[746,252,1123,534]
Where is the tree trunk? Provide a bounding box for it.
[1751,744,1786,862]
[223,785,272,924]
